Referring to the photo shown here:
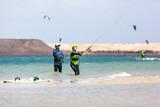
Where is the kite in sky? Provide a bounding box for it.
[133,25,136,31]
[145,40,149,45]
[43,15,51,21]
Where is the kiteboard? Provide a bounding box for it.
[3,79,52,83]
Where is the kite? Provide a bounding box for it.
[145,40,149,45]
[59,38,62,43]
[133,25,136,31]
[43,15,51,21]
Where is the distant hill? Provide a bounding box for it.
[0,39,53,56]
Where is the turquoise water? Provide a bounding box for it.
[0,56,160,80]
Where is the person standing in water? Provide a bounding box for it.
[140,50,145,58]
[53,44,64,73]
[70,45,84,75]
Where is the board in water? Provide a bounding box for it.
[3,79,52,83]
[2,76,59,83]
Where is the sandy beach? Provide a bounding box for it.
[86,76,160,85]
[0,76,160,107]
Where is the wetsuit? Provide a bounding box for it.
[70,51,83,75]
[140,51,145,58]
[53,49,64,73]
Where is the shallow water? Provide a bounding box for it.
[0,56,160,80]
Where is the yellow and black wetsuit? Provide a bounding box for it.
[140,50,145,58]
[70,51,83,75]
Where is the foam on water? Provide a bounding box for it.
[136,57,160,61]
[109,72,131,79]
[65,72,132,85]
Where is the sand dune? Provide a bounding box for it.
[47,43,160,51]
[47,43,160,55]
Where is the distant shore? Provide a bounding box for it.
[0,39,160,56]
[47,43,160,56]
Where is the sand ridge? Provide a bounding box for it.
[47,43,160,52]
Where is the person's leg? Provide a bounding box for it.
[75,65,80,75]
[54,65,58,72]
[70,64,77,75]
[58,65,62,73]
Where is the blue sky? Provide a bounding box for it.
[0,0,160,43]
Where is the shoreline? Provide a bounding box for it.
[1,76,160,85]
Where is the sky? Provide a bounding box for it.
[0,0,160,43]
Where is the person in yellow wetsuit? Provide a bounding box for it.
[70,45,84,75]
[140,50,145,58]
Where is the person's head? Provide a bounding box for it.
[72,45,78,51]
[55,44,61,50]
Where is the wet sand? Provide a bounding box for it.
[89,76,160,85]
[0,76,160,107]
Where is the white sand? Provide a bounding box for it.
[47,43,160,52]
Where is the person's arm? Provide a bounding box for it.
[53,50,59,61]
[78,51,85,56]
[61,51,64,58]
[81,51,85,55]
[53,51,55,61]
[70,52,73,63]
[53,50,56,57]
[60,51,64,62]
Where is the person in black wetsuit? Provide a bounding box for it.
[70,45,84,75]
